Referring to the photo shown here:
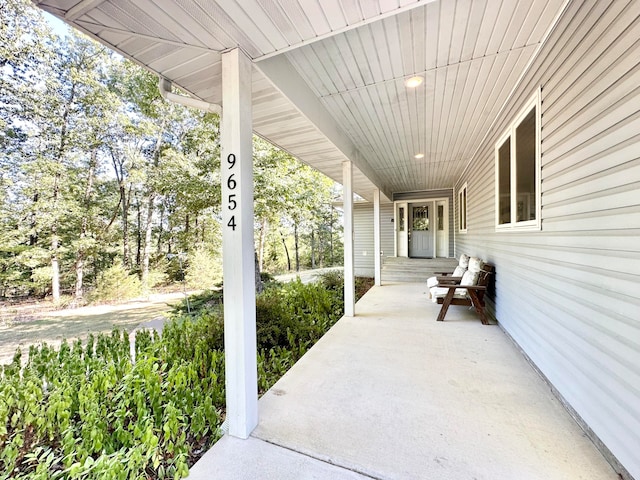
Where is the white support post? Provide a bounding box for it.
[221,48,258,439]
[373,188,381,286]
[343,161,355,317]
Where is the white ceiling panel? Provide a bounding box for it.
[35,0,565,200]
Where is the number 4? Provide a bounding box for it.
[227,216,236,231]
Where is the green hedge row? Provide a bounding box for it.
[1,273,364,479]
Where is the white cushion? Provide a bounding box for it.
[468,257,484,273]
[458,254,470,268]
[452,265,466,277]
[430,286,467,302]
[426,265,467,297]
[426,276,439,288]
[460,269,480,286]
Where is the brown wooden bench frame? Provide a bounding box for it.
[434,263,495,325]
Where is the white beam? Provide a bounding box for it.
[65,0,105,21]
[255,55,391,200]
[343,161,355,317]
[374,188,381,287]
[221,48,258,439]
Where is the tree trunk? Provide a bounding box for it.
[51,171,61,302]
[50,81,76,302]
[142,192,155,289]
[330,208,334,265]
[156,204,164,254]
[280,232,291,272]
[311,229,315,269]
[75,150,97,300]
[258,217,267,272]
[141,122,165,289]
[135,197,142,268]
[255,251,263,293]
[294,222,300,272]
[122,187,131,268]
[29,193,39,246]
[51,231,60,301]
[318,227,324,268]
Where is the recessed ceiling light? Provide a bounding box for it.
[405,76,424,88]
[414,153,424,159]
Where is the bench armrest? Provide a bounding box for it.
[436,284,486,291]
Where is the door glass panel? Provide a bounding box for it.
[398,207,405,231]
[412,206,429,231]
[438,205,444,231]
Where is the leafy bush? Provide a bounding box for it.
[0,273,372,479]
[89,264,142,303]
[184,248,222,290]
[0,327,223,479]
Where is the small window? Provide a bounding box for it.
[495,90,541,230]
[437,205,444,231]
[398,207,405,232]
[458,183,467,233]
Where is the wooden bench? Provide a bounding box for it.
[431,262,494,325]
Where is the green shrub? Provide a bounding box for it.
[0,326,224,479]
[0,273,367,479]
[185,248,222,290]
[89,264,142,303]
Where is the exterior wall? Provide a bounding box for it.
[454,2,640,478]
[393,189,454,257]
[353,202,394,277]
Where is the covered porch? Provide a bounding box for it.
[187,281,617,479]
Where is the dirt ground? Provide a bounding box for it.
[0,292,188,366]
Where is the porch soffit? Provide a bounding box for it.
[34,0,566,200]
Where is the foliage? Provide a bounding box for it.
[0,273,370,479]
[184,247,222,290]
[89,264,142,303]
[0,327,223,479]
[1,0,343,305]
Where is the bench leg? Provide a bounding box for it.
[468,290,489,325]
[437,289,456,322]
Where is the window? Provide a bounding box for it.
[495,91,541,230]
[458,183,467,233]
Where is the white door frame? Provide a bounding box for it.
[395,202,408,257]
[394,197,449,257]
[436,198,450,258]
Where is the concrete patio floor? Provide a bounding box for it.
[187,281,618,480]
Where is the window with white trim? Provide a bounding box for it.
[458,183,467,233]
[495,91,541,230]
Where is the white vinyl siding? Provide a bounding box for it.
[353,203,394,277]
[455,2,640,478]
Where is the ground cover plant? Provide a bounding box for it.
[0,273,371,479]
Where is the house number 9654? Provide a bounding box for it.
[226,153,237,230]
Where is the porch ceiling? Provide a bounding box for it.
[34,0,565,201]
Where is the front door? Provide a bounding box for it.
[409,203,434,258]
